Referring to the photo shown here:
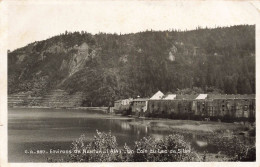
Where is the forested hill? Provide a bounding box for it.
[8,25,255,106]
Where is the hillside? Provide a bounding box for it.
[8,25,255,106]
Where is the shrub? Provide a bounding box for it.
[69,130,126,162]
[206,134,256,161]
[67,130,199,162]
[54,130,255,162]
[132,134,199,162]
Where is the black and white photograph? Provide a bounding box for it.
[0,0,259,165]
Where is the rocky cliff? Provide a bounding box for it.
[8,25,255,107]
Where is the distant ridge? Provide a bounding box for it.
[8,25,255,107]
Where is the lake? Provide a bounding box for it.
[8,108,177,162]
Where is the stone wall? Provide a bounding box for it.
[8,89,84,108]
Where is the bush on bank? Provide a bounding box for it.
[67,130,199,162]
[205,134,256,161]
[48,130,255,162]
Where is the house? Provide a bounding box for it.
[146,93,255,121]
[192,94,255,120]
[121,98,133,105]
[114,100,122,111]
[150,91,164,100]
[113,98,133,112]
[132,98,149,115]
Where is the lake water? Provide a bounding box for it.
[9,108,178,162]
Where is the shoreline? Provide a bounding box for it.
[9,106,253,134]
[9,106,108,111]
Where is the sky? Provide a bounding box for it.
[4,0,260,51]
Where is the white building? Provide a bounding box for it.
[163,94,176,100]
[150,91,164,100]
[196,94,208,100]
[121,98,133,105]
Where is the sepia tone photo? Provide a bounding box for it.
[1,0,259,164]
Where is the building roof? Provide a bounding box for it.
[207,94,255,99]
[163,94,176,100]
[196,94,208,100]
[115,98,134,102]
[175,94,198,100]
[150,91,164,100]
[133,98,149,102]
[146,94,255,101]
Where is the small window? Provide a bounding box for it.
[244,105,248,111]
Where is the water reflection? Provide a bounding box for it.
[8,108,218,162]
[118,121,131,130]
